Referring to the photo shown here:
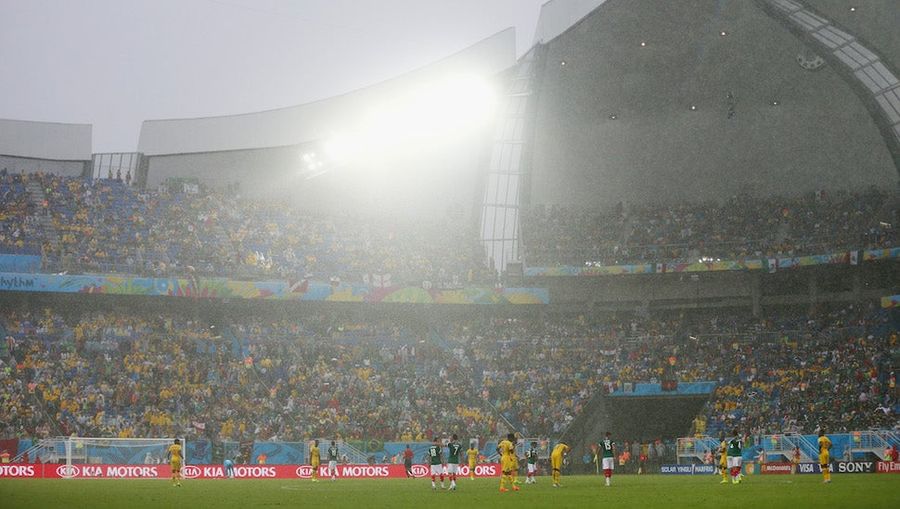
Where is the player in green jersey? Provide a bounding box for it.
[428,437,445,490]
[446,434,462,490]
[727,430,743,484]
[525,441,539,484]
[327,441,339,481]
[600,432,616,486]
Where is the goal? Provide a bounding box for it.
[48,437,185,469]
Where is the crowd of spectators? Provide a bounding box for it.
[445,306,896,438]
[0,308,499,444]
[2,172,896,282]
[1,304,895,447]
[0,173,45,255]
[523,188,897,266]
[4,172,491,285]
[700,305,898,437]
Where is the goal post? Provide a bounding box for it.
[61,437,185,470]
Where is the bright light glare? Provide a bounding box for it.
[322,73,497,165]
[323,135,358,163]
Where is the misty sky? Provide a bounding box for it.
[0,0,545,152]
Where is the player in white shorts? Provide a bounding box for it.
[327,441,339,481]
[525,441,539,484]
[445,434,462,490]
[599,432,616,486]
[427,438,445,490]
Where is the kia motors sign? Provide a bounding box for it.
[47,464,162,479]
[2,463,503,480]
[0,464,38,478]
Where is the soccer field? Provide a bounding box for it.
[1,474,896,509]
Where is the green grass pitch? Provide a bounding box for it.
[1,474,896,508]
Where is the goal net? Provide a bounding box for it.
[49,437,184,468]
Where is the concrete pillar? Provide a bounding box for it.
[751,273,761,317]
[808,273,818,314]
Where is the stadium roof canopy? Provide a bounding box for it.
[0,118,92,162]
[137,29,516,157]
[527,0,900,205]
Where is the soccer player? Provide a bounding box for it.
[166,438,182,487]
[467,443,479,480]
[726,430,743,484]
[428,437,445,490]
[599,432,615,486]
[310,439,320,482]
[525,441,539,484]
[718,435,728,483]
[403,445,414,478]
[818,430,832,483]
[791,446,801,475]
[497,433,519,492]
[550,441,569,488]
[327,441,339,481]
[446,434,462,490]
[510,436,521,487]
[224,456,235,478]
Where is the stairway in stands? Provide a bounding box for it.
[427,326,520,436]
[24,179,60,256]
[557,390,612,471]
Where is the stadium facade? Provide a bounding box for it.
[0,0,897,479]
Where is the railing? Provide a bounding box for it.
[678,431,898,463]
[525,235,895,268]
[12,438,56,463]
[852,431,893,460]
[676,436,720,463]
[336,441,370,464]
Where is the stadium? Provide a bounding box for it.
[0,0,898,508]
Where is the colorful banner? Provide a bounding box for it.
[0,272,549,305]
[863,247,900,262]
[608,381,716,397]
[0,463,502,479]
[882,295,900,309]
[664,260,761,273]
[776,253,850,270]
[526,246,899,277]
[524,264,653,277]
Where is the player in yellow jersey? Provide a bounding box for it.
[718,436,728,484]
[550,441,570,487]
[166,438,182,486]
[310,439,321,482]
[510,435,521,486]
[817,430,832,483]
[467,444,479,480]
[497,433,519,493]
